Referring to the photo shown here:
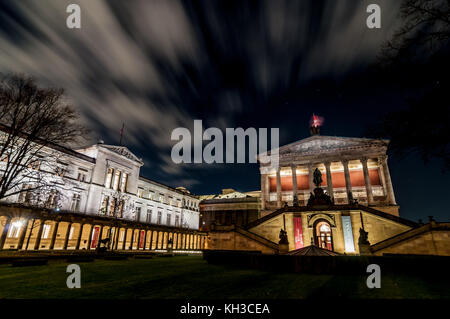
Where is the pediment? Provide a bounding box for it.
[101,145,144,164]
[278,135,388,157]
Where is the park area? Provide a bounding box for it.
[0,255,448,299]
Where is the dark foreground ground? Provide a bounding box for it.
[0,255,448,299]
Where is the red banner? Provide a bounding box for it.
[294,217,304,249]
[139,230,145,248]
[91,226,100,248]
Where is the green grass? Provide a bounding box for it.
[0,256,448,299]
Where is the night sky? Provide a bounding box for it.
[0,0,447,222]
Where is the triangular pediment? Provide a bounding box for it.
[277,135,388,156]
[101,144,144,164]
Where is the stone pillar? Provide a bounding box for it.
[122,228,127,250]
[380,156,396,205]
[75,223,85,250]
[325,162,333,200]
[291,165,298,205]
[137,229,142,250]
[276,168,282,208]
[17,219,30,250]
[361,158,374,205]
[342,160,353,203]
[260,173,267,210]
[129,229,134,250]
[113,227,120,250]
[143,230,148,250]
[98,225,104,248]
[308,164,314,192]
[33,220,45,250]
[49,221,60,250]
[63,222,73,250]
[0,217,12,250]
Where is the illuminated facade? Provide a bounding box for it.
[0,135,204,252]
[258,134,398,216]
[206,130,450,256]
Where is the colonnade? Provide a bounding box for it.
[260,156,396,209]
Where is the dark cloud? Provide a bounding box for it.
[1,0,446,221]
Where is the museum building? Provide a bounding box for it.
[0,132,206,252]
[206,126,450,256]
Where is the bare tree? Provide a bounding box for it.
[379,0,450,66]
[370,0,450,170]
[0,73,86,202]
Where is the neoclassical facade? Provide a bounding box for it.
[258,134,398,216]
[0,135,204,251]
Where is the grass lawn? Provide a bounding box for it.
[0,255,448,299]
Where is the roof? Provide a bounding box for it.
[287,245,341,256]
[258,135,389,160]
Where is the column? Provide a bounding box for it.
[260,173,267,210]
[143,230,148,250]
[148,231,153,250]
[129,229,134,250]
[49,221,60,250]
[137,229,142,250]
[33,220,45,250]
[17,219,30,250]
[308,164,314,191]
[0,217,12,250]
[114,227,120,250]
[63,222,72,250]
[342,160,353,203]
[276,168,282,208]
[361,158,374,205]
[380,156,396,205]
[325,162,334,200]
[75,223,85,250]
[291,165,298,204]
[122,228,127,250]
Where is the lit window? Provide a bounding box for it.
[42,224,51,239]
[100,196,109,215]
[70,194,81,211]
[157,211,162,225]
[120,173,128,192]
[8,221,23,238]
[105,168,113,188]
[113,170,120,191]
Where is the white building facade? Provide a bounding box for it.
[1,141,200,230]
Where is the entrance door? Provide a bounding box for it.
[315,221,333,251]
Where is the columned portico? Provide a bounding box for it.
[258,134,398,215]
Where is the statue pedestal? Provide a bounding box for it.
[358,243,371,256]
[279,243,289,254]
